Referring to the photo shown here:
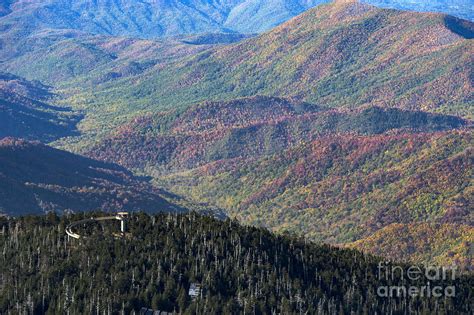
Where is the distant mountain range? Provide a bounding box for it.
[0,0,326,38]
[365,0,474,22]
[33,0,470,138]
[0,0,472,39]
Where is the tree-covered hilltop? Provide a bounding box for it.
[1,213,473,314]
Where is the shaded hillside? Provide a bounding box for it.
[444,15,474,39]
[177,33,253,45]
[86,96,468,171]
[158,131,473,246]
[1,213,472,314]
[349,223,474,272]
[0,138,183,216]
[0,73,81,142]
[54,0,474,138]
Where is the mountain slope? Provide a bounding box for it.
[0,29,214,85]
[0,73,81,142]
[1,213,472,314]
[156,1,472,116]
[0,138,184,216]
[52,0,473,139]
[349,223,474,272]
[158,131,473,245]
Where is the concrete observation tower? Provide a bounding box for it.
[66,212,129,240]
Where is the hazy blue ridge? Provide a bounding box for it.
[0,0,471,39]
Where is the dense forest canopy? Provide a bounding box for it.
[1,213,473,314]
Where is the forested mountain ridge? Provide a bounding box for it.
[1,212,473,314]
[0,1,472,145]
[85,96,469,171]
[151,1,472,117]
[43,0,473,140]
[0,138,185,216]
[349,223,474,272]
